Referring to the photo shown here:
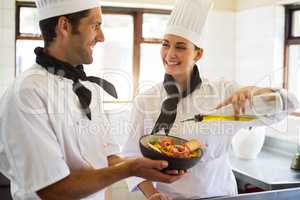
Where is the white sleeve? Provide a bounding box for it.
[223,88,299,128]
[0,86,70,195]
[277,89,299,113]
[121,97,149,192]
[209,83,299,129]
[244,88,300,127]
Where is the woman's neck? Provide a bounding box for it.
[173,74,189,91]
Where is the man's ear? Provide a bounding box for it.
[56,16,71,38]
[194,48,203,62]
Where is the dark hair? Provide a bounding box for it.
[39,9,91,47]
[195,45,201,51]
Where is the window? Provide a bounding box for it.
[19,7,40,35]
[84,14,134,105]
[16,3,42,75]
[284,5,300,113]
[139,13,169,92]
[16,2,170,110]
[291,10,300,37]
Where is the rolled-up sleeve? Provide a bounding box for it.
[125,177,147,192]
[208,86,299,130]
[277,89,299,113]
[237,89,299,128]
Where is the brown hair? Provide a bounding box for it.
[39,9,91,47]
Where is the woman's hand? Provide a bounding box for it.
[148,192,171,200]
[215,86,256,116]
[215,86,275,116]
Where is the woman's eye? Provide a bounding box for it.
[176,46,186,50]
[162,43,170,48]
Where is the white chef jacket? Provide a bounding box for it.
[0,64,120,200]
[122,78,299,200]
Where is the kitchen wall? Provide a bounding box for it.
[18,0,235,10]
[237,0,300,11]
[0,0,15,97]
[199,9,236,81]
[235,5,284,87]
[234,1,300,142]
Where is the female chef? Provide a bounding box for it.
[122,0,299,200]
[0,0,184,200]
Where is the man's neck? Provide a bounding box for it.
[44,45,76,67]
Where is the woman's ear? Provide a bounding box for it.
[194,48,203,62]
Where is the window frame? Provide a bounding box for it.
[16,1,171,102]
[284,5,300,116]
[16,1,42,40]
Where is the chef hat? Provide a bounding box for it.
[35,0,101,21]
[165,0,213,48]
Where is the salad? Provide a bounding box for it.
[147,137,203,159]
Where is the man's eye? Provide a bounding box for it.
[162,43,169,47]
[92,24,100,30]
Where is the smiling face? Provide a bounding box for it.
[65,7,104,65]
[161,34,203,80]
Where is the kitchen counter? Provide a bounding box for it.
[230,148,300,190]
[207,187,300,200]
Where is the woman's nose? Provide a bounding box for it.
[166,47,177,59]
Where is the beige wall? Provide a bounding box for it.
[236,0,276,11]
[236,0,300,11]
[17,0,300,11]
[102,0,236,11]
[17,0,236,11]
[213,0,235,11]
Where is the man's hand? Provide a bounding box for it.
[164,169,186,175]
[36,156,184,200]
[125,158,184,183]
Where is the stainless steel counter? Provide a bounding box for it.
[230,148,300,190]
[207,187,300,200]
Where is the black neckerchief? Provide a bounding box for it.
[151,65,202,135]
[34,47,117,120]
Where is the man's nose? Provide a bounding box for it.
[96,28,105,42]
